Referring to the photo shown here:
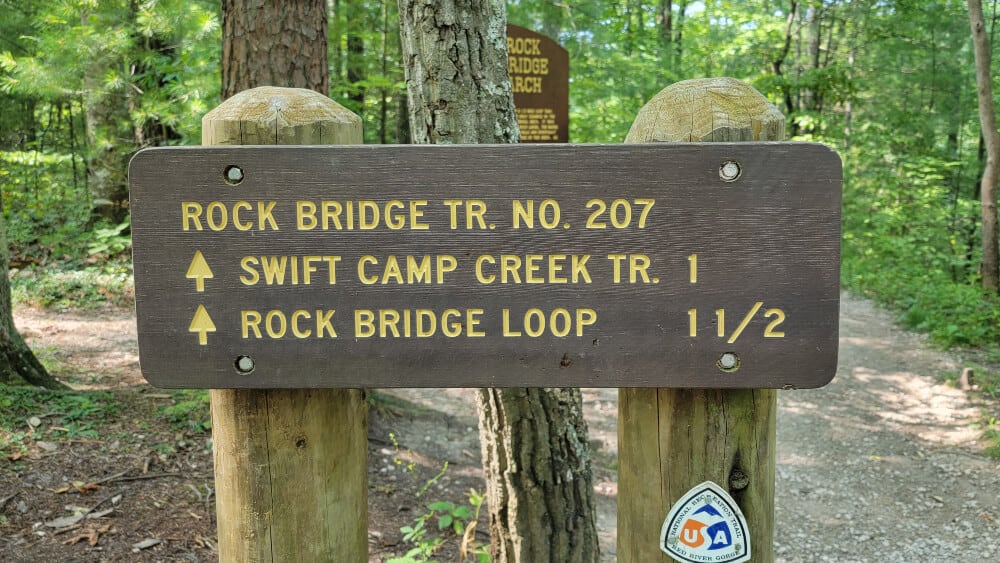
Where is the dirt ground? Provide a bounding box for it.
[2,292,998,562]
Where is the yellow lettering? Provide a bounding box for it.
[297,201,318,230]
[265,310,286,338]
[233,201,253,231]
[316,309,336,338]
[416,309,436,336]
[576,309,597,336]
[548,254,567,283]
[467,200,487,229]
[512,200,532,228]
[525,254,544,283]
[291,310,312,338]
[385,200,405,229]
[572,255,592,283]
[502,309,521,336]
[550,308,571,337]
[382,256,404,284]
[436,255,457,284]
[182,202,203,231]
[322,201,343,230]
[410,200,429,230]
[467,309,485,337]
[524,308,544,337]
[261,256,288,285]
[325,256,341,284]
[206,201,227,231]
[303,256,320,285]
[608,254,626,283]
[629,254,651,283]
[257,201,278,230]
[501,255,522,283]
[444,200,462,229]
[380,309,400,337]
[240,257,260,285]
[242,310,262,338]
[476,255,496,284]
[407,255,432,284]
[442,309,462,337]
[359,200,379,229]
[355,309,375,337]
[358,256,378,284]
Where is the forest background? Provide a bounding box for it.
[1,1,998,412]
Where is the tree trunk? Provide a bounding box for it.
[83,5,132,222]
[397,2,599,561]
[969,0,1000,293]
[0,191,66,389]
[477,388,599,562]
[222,0,329,99]
[398,0,518,145]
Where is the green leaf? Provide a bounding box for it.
[427,501,453,512]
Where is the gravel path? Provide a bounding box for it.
[773,293,999,562]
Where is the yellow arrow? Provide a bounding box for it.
[186,251,214,292]
[189,305,216,346]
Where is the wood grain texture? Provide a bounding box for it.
[203,87,368,563]
[129,142,841,390]
[618,77,790,563]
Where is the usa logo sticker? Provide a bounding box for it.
[659,481,750,563]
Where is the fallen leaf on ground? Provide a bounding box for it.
[62,524,112,547]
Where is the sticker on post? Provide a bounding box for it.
[659,480,750,563]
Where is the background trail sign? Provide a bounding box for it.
[506,25,569,143]
[128,143,841,389]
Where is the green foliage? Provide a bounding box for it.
[158,390,211,434]
[390,487,489,563]
[11,260,133,310]
[0,384,118,456]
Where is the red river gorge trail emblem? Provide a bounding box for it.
[660,481,750,563]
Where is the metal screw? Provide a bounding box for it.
[224,165,244,184]
[235,355,255,374]
[718,352,740,372]
[719,160,741,182]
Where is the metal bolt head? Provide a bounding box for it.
[225,165,244,184]
[235,355,255,374]
[719,160,741,182]
[718,352,740,372]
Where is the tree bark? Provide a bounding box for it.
[222,0,329,99]
[397,2,599,561]
[398,0,518,145]
[968,0,1000,293]
[0,191,66,389]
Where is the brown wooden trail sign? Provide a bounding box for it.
[507,25,569,142]
[128,143,841,389]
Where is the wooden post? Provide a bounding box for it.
[202,86,368,562]
[617,78,784,563]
